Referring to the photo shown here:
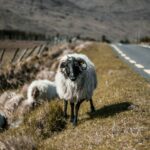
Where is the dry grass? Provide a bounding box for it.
[0,43,150,149]
[0,101,66,149]
[41,43,150,150]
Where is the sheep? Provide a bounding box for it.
[55,53,97,126]
[27,80,57,106]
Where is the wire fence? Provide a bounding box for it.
[0,44,47,68]
[0,36,75,69]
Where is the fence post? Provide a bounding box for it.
[0,49,5,64]
[18,48,28,62]
[11,48,20,63]
[37,45,45,56]
[37,45,43,56]
[25,46,37,58]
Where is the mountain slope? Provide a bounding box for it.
[0,0,150,41]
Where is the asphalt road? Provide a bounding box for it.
[111,43,150,81]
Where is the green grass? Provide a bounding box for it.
[0,43,150,150]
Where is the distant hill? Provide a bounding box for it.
[0,0,150,41]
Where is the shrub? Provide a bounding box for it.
[101,35,111,43]
[0,101,66,149]
[140,36,150,43]
[24,101,66,139]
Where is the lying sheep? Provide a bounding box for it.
[27,80,57,106]
[55,53,97,126]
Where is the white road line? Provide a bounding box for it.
[135,64,144,69]
[124,56,130,60]
[111,44,150,77]
[111,44,121,53]
[121,53,126,57]
[129,60,136,64]
[144,69,150,75]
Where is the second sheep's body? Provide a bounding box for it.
[55,53,97,125]
[27,80,57,106]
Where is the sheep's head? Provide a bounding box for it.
[60,56,87,81]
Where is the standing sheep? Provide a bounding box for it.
[27,80,57,106]
[55,53,97,126]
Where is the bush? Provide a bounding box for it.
[120,38,130,44]
[24,101,66,139]
[0,29,46,41]
[140,36,150,43]
[101,35,111,43]
[0,101,66,149]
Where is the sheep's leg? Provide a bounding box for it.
[89,99,95,113]
[70,102,74,122]
[64,100,68,119]
[73,100,84,126]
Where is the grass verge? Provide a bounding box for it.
[0,101,66,149]
[41,43,150,150]
[0,43,149,150]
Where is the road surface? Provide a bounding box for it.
[111,43,150,81]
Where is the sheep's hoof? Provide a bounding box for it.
[73,119,77,126]
[91,107,96,113]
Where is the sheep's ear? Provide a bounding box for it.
[78,59,87,70]
[32,87,39,99]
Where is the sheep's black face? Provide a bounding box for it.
[60,57,87,81]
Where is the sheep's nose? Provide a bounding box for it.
[70,75,76,81]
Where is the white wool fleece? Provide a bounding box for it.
[27,80,57,103]
[55,53,97,102]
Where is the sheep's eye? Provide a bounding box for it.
[60,62,66,68]
[78,60,87,70]
[80,62,84,65]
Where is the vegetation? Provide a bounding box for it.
[120,38,130,44]
[0,101,66,149]
[101,35,111,43]
[42,43,150,149]
[0,30,47,41]
[140,36,150,43]
[0,43,149,149]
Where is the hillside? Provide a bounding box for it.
[0,0,150,41]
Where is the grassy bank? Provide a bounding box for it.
[0,43,150,150]
[42,43,150,149]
